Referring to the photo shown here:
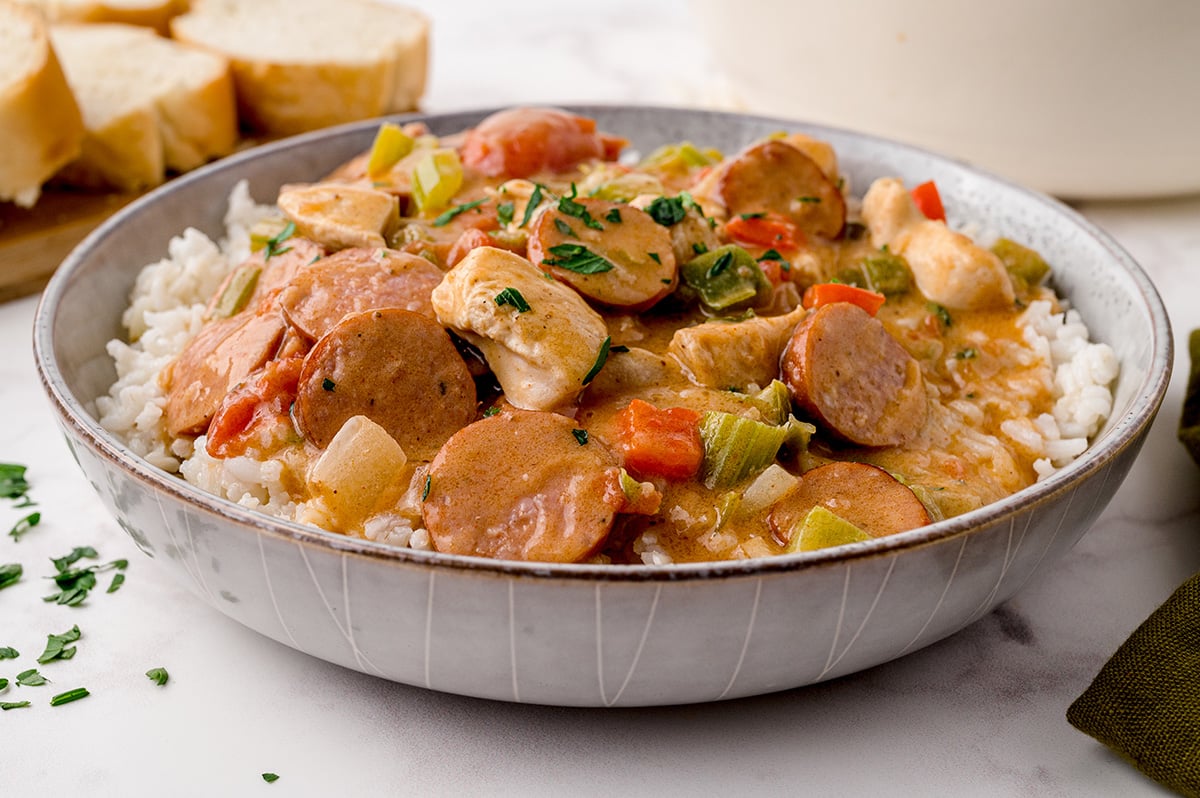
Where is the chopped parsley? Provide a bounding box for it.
[571,429,589,446]
[648,252,661,264]
[322,378,336,392]
[519,184,545,228]
[706,250,734,279]
[494,287,531,313]
[0,563,21,590]
[263,222,295,260]
[421,474,431,502]
[107,573,125,594]
[609,345,630,353]
[146,667,169,686]
[738,212,766,220]
[757,249,791,272]
[542,244,615,274]
[795,195,822,204]
[16,668,48,687]
[553,218,577,238]
[0,678,6,691]
[44,552,127,607]
[432,198,487,227]
[557,184,604,230]
[496,201,515,227]
[927,302,953,328]
[582,337,611,386]
[9,511,40,541]
[605,208,622,224]
[0,463,31,503]
[955,347,978,360]
[482,406,501,417]
[37,625,81,664]
[262,773,280,784]
[51,546,97,573]
[49,687,89,707]
[0,646,18,659]
[692,242,708,255]
[0,701,30,711]
[645,194,693,226]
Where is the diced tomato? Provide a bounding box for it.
[460,107,628,178]
[724,212,804,251]
[614,398,704,481]
[910,180,946,222]
[801,283,887,316]
[757,258,788,287]
[206,357,304,458]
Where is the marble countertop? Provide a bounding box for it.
[3,2,1198,795]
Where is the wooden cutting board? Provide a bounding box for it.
[0,189,141,302]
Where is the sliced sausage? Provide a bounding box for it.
[718,139,846,239]
[163,309,287,437]
[278,247,443,341]
[526,197,676,310]
[767,461,931,544]
[781,302,927,447]
[459,107,626,178]
[423,409,625,562]
[294,308,475,460]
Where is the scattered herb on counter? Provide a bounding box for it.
[542,244,615,274]
[0,462,30,502]
[496,201,515,227]
[494,287,531,313]
[432,198,487,227]
[0,678,7,691]
[263,222,295,260]
[0,701,30,710]
[16,668,48,687]
[0,646,18,660]
[262,773,280,784]
[37,625,81,664]
[8,511,40,541]
[0,563,21,590]
[51,546,97,572]
[49,687,89,707]
[519,184,545,228]
[43,551,128,607]
[145,667,169,686]
[107,572,125,594]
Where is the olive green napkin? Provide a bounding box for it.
[1066,329,1200,797]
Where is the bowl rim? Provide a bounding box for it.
[32,103,1175,583]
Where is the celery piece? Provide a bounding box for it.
[638,141,722,173]
[992,238,1051,290]
[786,505,872,553]
[410,149,464,215]
[699,411,791,489]
[681,245,772,311]
[211,265,260,319]
[744,380,792,425]
[861,251,912,295]
[366,123,415,179]
[248,216,290,253]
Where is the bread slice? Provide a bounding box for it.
[171,0,429,136]
[0,2,84,207]
[50,23,238,192]
[12,0,184,33]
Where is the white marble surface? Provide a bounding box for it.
[3,1,1199,794]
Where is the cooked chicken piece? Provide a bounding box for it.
[277,182,400,251]
[431,246,610,411]
[862,178,1015,311]
[668,306,806,390]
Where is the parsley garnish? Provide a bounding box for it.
[0,701,30,711]
[0,462,30,501]
[648,252,661,264]
[692,242,708,255]
[0,563,21,590]
[37,625,81,664]
[557,184,604,230]
[482,407,501,417]
[495,287,531,313]
[927,302,953,328]
[432,198,487,227]
[322,378,336,392]
[496,201,515,227]
[519,184,545,228]
[51,546,97,573]
[263,773,280,784]
[9,511,40,541]
[16,668,48,687]
[757,248,791,272]
[796,195,821,204]
[146,667,169,686]
[44,553,127,607]
[542,244,615,274]
[0,678,6,691]
[738,212,766,220]
[706,251,734,279]
[107,573,125,594]
[605,208,622,224]
[955,347,978,360]
[49,687,89,707]
[0,646,18,659]
[264,222,295,260]
[646,194,690,226]
[553,218,577,238]
[582,337,611,386]
[571,429,589,446]
[421,474,431,502]
[609,345,630,353]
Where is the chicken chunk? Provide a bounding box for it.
[861,178,1014,311]
[431,246,610,411]
[277,182,400,251]
[668,306,806,390]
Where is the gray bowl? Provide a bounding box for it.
[33,106,1172,706]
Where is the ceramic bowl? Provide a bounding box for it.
[33,106,1171,706]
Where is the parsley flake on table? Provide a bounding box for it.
[0,563,21,590]
[107,572,125,594]
[49,687,89,707]
[0,462,30,502]
[8,511,40,541]
[16,668,48,687]
[145,667,169,686]
[44,552,128,607]
[0,646,18,660]
[0,678,7,691]
[542,244,615,274]
[51,546,98,573]
[37,625,81,664]
[262,773,280,783]
[0,701,30,711]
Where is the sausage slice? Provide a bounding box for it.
[526,197,676,310]
[781,302,927,447]
[423,409,625,562]
[718,139,846,239]
[279,247,444,341]
[294,308,475,460]
[767,461,931,544]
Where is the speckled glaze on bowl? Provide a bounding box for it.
[34,107,1171,706]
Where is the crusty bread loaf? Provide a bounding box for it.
[13,0,184,33]
[50,23,237,192]
[0,2,84,207]
[171,0,429,136]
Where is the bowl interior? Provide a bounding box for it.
[35,105,1172,574]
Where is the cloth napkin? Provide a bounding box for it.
[1066,329,1200,797]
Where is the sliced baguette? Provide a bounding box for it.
[0,2,84,207]
[50,23,238,192]
[171,0,429,136]
[13,0,184,33]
